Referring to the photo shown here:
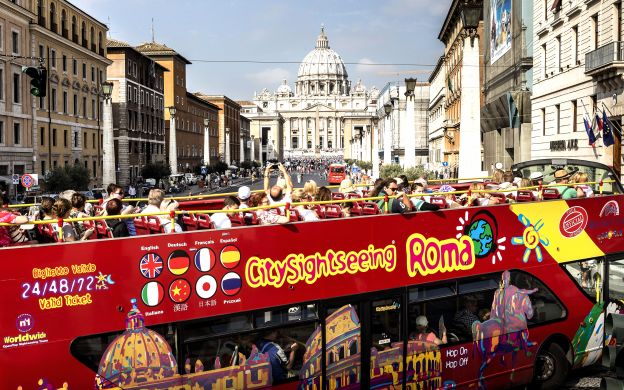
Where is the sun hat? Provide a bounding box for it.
[394,177,404,185]
[416,315,428,327]
[529,171,544,181]
[237,186,251,200]
[554,169,571,180]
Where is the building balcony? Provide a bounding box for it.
[585,41,624,76]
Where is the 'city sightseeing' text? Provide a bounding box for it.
[245,244,396,288]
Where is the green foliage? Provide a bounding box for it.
[344,158,355,166]
[141,162,171,183]
[240,161,252,170]
[379,164,403,179]
[402,166,429,181]
[45,164,91,192]
[212,161,228,173]
[356,160,373,171]
[251,160,261,168]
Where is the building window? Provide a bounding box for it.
[73,130,78,148]
[0,24,3,52]
[63,129,67,147]
[12,73,20,103]
[572,26,579,65]
[544,0,548,21]
[40,127,44,146]
[542,44,547,78]
[51,49,56,68]
[0,122,3,144]
[556,35,561,71]
[83,132,86,148]
[92,133,95,148]
[51,88,57,111]
[572,100,578,132]
[83,97,86,117]
[542,108,546,136]
[91,65,95,82]
[63,91,67,113]
[616,2,622,42]
[91,98,95,118]
[62,54,67,72]
[11,31,19,54]
[72,58,77,75]
[555,104,560,134]
[73,94,78,115]
[13,122,20,145]
[0,68,3,100]
[82,62,86,79]
[52,128,57,146]
[592,14,599,50]
[38,44,44,59]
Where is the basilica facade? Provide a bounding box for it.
[249,27,379,161]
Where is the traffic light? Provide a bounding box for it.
[602,313,624,390]
[21,66,46,97]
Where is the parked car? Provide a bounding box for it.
[184,173,198,185]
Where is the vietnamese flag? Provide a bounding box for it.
[168,250,190,275]
[169,278,191,303]
[220,245,241,269]
[141,281,164,307]
[221,272,242,296]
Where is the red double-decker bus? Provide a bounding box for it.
[2,159,624,389]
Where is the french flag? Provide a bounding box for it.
[194,248,215,272]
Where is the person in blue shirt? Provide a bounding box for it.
[256,329,289,383]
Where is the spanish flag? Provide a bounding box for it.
[220,245,240,269]
[168,250,190,275]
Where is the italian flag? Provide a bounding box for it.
[141,281,164,307]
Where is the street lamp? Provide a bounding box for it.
[168,106,177,174]
[461,2,482,47]
[383,102,393,164]
[225,127,231,165]
[383,102,392,116]
[101,81,115,185]
[203,118,210,166]
[251,135,255,163]
[404,78,417,168]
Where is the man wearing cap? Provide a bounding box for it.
[410,315,447,346]
[237,186,251,209]
[552,169,577,200]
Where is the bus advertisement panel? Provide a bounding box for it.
[2,196,624,389]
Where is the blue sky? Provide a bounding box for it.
[77,0,451,100]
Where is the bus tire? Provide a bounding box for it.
[532,342,569,390]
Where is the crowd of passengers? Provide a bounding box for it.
[0,165,597,247]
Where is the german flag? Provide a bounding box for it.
[220,245,240,269]
[168,250,190,275]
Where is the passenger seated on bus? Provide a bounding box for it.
[339,177,358,195]
[249,192,289,225]
[291,190,319,222]
[70,193,91,238]
[264,162,293,208]
[237,186,251,209]
[452,295,479,340]
[372,179,411,214]
[438,185,462,209]
[409,315,447,346]
[161,199,183,233]
[492,168,505,184]
[105,198,130,238]
[255,329,290,383]
[38,197,55,221]
[551,169,578,200]
[52,198,94,241]
[0,207,32,247]
[571,172,594,198]
[211,196,240,229]
[303,180,318,201]
[530,171,544,187]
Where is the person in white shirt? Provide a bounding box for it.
[264,162,293,211]
[211,196,240,229]
[128,185,137,198]
[238,186,251,209]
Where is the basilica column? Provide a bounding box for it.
[285,118,291,152]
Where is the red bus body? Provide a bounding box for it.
[327,164,347,185]
[2,196,623,389]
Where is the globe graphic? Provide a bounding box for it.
[468,219,494,256]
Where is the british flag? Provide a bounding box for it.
[140,253,163,279]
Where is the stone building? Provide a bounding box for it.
[428,56,449,175]
[252,26,378,160]
[532,0,624,178]
[136,41,217,173]
[196,95,241,165]
[18,0,110,186]
[106,38,166,186]
[481,0,532,171]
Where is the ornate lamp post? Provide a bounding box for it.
[458,1,482,180]
[225,127,231,165]
[101,81,115,185]
[203,118,210,166]
[383,102,393,164]
[168,106,177,175]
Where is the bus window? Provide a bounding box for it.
[254,304,318,327]
[370,298,403,388]
[184,314,252,341]
[409,282,455,302]
[608,258,624,300]
[509,271,566,324]
[562,258,604,300]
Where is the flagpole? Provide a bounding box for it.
[601,102,623,137]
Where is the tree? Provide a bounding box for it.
[211,161,228,174]
[44,164,91,192]
[356,160,373,172]
[403,166,430,181]
[380,164,403,179]
[141,162,171,184]
[240,160,252,170]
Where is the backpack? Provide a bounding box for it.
[260,341,288,367]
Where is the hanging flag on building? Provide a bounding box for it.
[583,113,596,146]
[595,112,604,133]
[603,110,615,147]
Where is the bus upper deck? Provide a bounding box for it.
[2,158,624,390]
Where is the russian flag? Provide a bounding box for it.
[196,274,217,299]
[220,245,241,269]
[221,272,242,296]
[168,250,190,275]
[141,281,164,307]
[194,248,215,272]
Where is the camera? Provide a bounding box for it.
[271,164,279,169]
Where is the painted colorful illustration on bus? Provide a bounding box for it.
[95,299,272,389]
[300,326,322,390]
[473,270,536,388]
[572,301,624,368]
[457,210,508,264]
[511,214,550,263]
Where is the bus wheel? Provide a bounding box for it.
[532,343,569,390]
